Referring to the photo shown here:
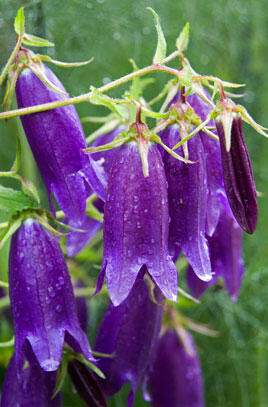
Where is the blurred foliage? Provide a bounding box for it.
[0,0,268,406]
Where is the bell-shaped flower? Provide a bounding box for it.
[1,347,61,407]
[159,124,212,282]
[99,141,178,305]
[66,126,124,257]
[15,64,107,223]
[187,198,244,301]
[216,115,258,233]
[9,218,95,372]
[94,271,163,406]
[149,329,204,407]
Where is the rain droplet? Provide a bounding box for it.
[58,276,65,286]
[45,296,51,304]
[47,286,55,298]
[55,304,62,313]
[26,286,31,292]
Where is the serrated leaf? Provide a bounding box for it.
[14,7,25,36]
[22,33,54,47]
[147,8,167,64]
[0,184,38,216]
[176,22,190,53]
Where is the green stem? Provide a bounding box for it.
[0,337,14,348]
[0,36,22,86]
[0,64,180,120]
[0,296,10,310]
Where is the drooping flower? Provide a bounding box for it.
[216,116,258,234]
[9,218,94,372]
[159,124,212,282]
[66,126,124,257]
[187,198,244,301]
[94,271,163,406]
[149,329,204,407]
[99,141,178,305]
[15,64,107,223]
[1,347,61,407]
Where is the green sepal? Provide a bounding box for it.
[147,8,167,64]
[151,134,194,164]
[14,7,25,36]
[52,355,68,399]
[89,87,129,119]
[84,133,130,154]
[38,54,93,67]
[29,62,66,95]
[176,22,190,53]
[22,33,54,48]
[86,201,103,223]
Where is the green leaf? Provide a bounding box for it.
[0,184,38,216]
[22,33,54,47]
[147,8,167,64]
[29,63,66,95]
[52,357,68,399]
[179,64,193,87]
[14,7,25,36]
[176,22,190,53]
[38,54,93,67]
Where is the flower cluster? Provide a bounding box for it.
[0,8,263,407]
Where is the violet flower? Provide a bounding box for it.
[99,141,178,305]
[66,126,124,257]
[187,199,244,301]
[216,116,258,234]
[15,65,107,223]
[9,218,94,372]
[149,329,204,407]
[1,349,61,407]
[94,271,163,406]
[160,124,212,282]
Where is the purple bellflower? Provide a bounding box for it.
[15,64,107,223]
[216,116,258,234]
[149,329,204,407]
[1,347,62,407]
[160,124,212,282]
[9,218,94,372]
[99,141,178,305]
[187,198,244,301]
[66,126,124,257]
[94,271,163,406]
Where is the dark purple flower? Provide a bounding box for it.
[187,199,244,301]
[15,64,107,223]
[100,141,178,305]
[9,218,94,372]
[1,349,61,407]
[149,329,204,407]
[68,360,107,407]
[160,124,212,282]
[94,271,163,406]
[216,116,258,234]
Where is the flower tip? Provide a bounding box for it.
[40,358,60,372]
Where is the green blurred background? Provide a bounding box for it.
[0,0,268,406]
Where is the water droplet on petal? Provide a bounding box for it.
[56,304,62,313]
[47,286,55,298]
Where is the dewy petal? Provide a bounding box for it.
[1,350,61,407]
[149,329,204,407]
[186,93,225,236]
[216,116,258,234]
[9,219,94,372]
[187,199,244,301]
[94,273,163,406]
[15,65,107,222]
[160,124,212,282]
[102,141,178,305]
